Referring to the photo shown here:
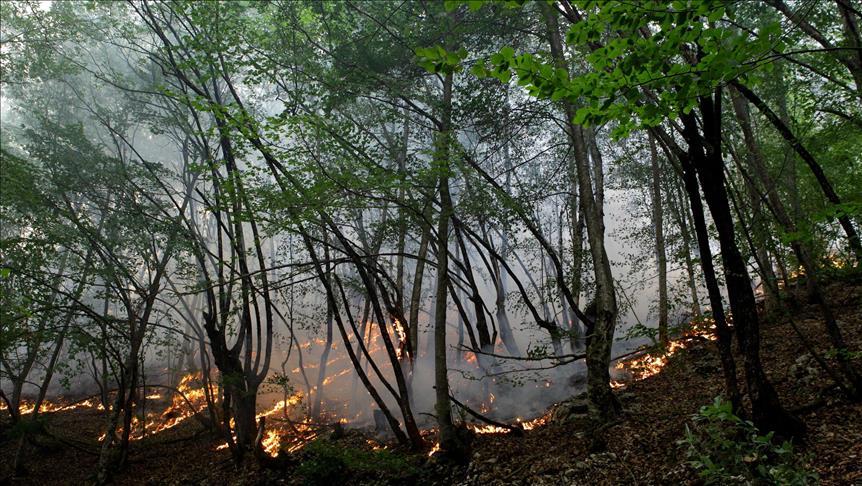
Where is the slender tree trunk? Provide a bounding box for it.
[667,174,703,319]
[541,3,619,421]
[408,204,432,358]
[666,129,743,414]
[571,204,586,349]
[495,111,521,356]
[432,70,464,458]
[731,87,862,398]
[648,135,669,345]
[312,280,335,418]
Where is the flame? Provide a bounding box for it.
[322,368,351,386]
[428,442,441,457]
[467,413,550,435]
[613,320,717,385]
[256,392,304,420]
[519,414,548,431]
[470,424,510,434]
[367,439,384,451]
[393,319,407,359]
[6,398,104,415]
[262,429,280,456]
[96,372,215,441]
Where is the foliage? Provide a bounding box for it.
[620,322,659,346]
[469,1,785,138]
[678,397,818,485]
[296,438,420,486]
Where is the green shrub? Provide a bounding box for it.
[296,438,419,486]
[677,397,818,485]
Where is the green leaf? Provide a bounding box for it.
[707,7,724,22]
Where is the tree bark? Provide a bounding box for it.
[731,87,862,398]
[682,93,803,438]
[541,3,619,421]
[432,70,465,457]
[648,134,669,345]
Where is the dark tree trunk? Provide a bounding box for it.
[682,93,803,439]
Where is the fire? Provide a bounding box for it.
[518,414,548,431]
[393,319,407,359]
[252,393,319,458]
[366,439,384,451]
[7,398,104,415]
[470,424,510,434]
[95,372,215,442]
[258,421,318,457]
[262,429,281,456]
[467,413,550,435]
[428,442,441,457]
[613,320,718,385]
[322,368,351,386]
[256,392,304,421]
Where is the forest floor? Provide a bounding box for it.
[1,276,860,485]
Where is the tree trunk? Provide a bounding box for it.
[648,134,669,345]
[541,3,619,421]
[667,173,703,319]
[731,87,862,398]
[432,70,465,458]
[664,126,743,415]
[683,94,803,439]
[408,204,432,358]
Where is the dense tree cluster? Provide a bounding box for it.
[1,0,859,480]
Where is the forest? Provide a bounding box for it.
[0,0,860,484]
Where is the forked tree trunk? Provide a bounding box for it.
[659,127,743,415]
[682,94,803,439]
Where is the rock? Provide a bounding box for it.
[789,353,822,385]
[551,397,589,423]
